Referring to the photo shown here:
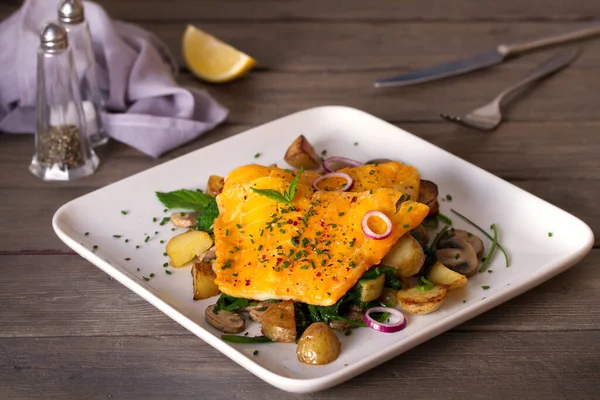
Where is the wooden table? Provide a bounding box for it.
[1,1,599,398]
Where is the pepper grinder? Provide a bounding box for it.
[30,22,99,181]
[58,0,109,147]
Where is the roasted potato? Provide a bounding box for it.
[205,305,245,333]
[206,175,225,197]
[379,287,400,309]
[261,300,297,343]
[395,284,448,315]
[357,274,386,302]
[381,234,425,277]
[166,230,213,267]
[284,135,320,169]
[427,261,468,291]
[418,180,439,216]
[297,322,341,365]
[192,261,220,300]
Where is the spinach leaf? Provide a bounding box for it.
[213,293,250,313]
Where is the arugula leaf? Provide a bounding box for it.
[156,189,213,210]
[250,167,304,207]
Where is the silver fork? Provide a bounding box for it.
[440,47,579,131]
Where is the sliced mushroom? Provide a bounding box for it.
[198,245,216,262]
[440,229,485,258]
[205,305,245,333]
[244,301,276,323]
[170,212,197,228]
[418,180,439,216]
[435,237,479,277]
[328,305,364,331]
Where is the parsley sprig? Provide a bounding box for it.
[250,167,304,207]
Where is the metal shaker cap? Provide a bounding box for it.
[58,0,85,24]
[40,22,69,53]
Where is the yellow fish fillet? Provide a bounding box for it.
[213,163,428,306]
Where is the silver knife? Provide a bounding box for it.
[374,21,600,88]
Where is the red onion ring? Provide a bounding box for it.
[312,172,353,192]
[322,156,363,172]
[361,211,392,239]
[364,306,407,333]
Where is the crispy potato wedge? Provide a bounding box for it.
[297,322,341,365]
[284,135,320,169]
[357,274,386,302]
[381,234,425,277]
[395,284,448,315]
[206,175,225,197]
[166,230,213,267]
[192,261,220,300]
[427,261,468,290]
[261,300,297,343]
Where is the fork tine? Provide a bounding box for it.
[440,113,474,129]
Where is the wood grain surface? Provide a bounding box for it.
[0,0,598,398]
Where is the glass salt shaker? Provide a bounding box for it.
[58,0,109,147]
[29,22,99,181]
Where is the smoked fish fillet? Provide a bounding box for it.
[213,163,429,306]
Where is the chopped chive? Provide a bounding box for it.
[481,285,490,290]
[144,236,150,242]
[258,245,263,251]
[407,206,413,212]
[338,212,345,217]
[436,213,453,225]
[403,224,410,228]
[125,239,129,243]
[253,350,259,355]
[254,153,261,158]
[163,252,167,256]
[225,229,229,236]
[163,262,168,267]
[84,232,89,236]
[113,235,122,238]
[149,273,155,278]
[121,210,127,215]
[300,265,309,270]
[446,194,452,201]
[354,142,358,146]
[450,209,509,268]
[136,245,140,249]
[160,240,164,244]
[165,270,172,275]
[92,245,98,249]
[152,217,157,222]
[479,224,499,273]
[548,232,553,237]
[125,258,131,261]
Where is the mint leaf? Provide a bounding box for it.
[195,198,219,233]
[156,189,213,210]
[156,189,219,234]
[285,167,303,203]
[250,188,292,205]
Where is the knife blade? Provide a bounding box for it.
[374,21,600,88]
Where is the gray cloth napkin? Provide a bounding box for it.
[0,0,228,157]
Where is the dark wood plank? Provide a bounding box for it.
[3,0,598,22]
[0,251,597,338]
[145,22,600,72]
[1,331,599,398]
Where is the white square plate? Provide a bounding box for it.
[53,106,594,393]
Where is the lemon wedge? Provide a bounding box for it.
[182,25,256,83]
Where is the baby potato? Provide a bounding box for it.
[381,234,425,277]
[357,274,386,302]
[395,284,448,315]
[297,322,341,365]
[166,230,213,267]
[261,300,297,343]
[191,261,220,300]
[206,175,224,197]
[427,261,468,291]
[284,135,321,169]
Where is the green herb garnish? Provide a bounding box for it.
[250,167,304,207]
[450,209,510,268]
[436,213,453,225]
[221,335,273,344]
[479,224,498,273]
[417,276,434,292]
[156,189,219,233]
